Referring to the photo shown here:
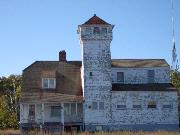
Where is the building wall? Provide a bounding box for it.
[111,67,170,84]
[79,24,114,125]
[82,40,112,125]
[85,91,179,131]
[110,91,179,128]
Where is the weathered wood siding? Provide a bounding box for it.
[111,67,170,84]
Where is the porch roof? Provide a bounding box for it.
[20,92,83,103]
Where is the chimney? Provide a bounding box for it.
[59,50,66,61]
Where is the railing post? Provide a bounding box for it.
[61,103,64,133]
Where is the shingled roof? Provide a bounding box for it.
[82,14,110,25]
[111,59,169,68]
[21,59,170,103]
[21,61,82,103]
[112,83,177,91]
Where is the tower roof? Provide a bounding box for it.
[82,14,110,25]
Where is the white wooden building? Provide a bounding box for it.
[20,15,179,133]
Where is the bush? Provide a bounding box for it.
[0,96,18,129]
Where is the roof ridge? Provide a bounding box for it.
[82,14,110,25]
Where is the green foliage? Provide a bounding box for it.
[0,75,22,129]
[0,96,18,129]
[171,71,180,90]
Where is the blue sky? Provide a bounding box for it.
[0,0,179,77]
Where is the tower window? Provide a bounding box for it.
[85,27,92,34]
[93,27,100,34]
[102,28,107,34]
[102,50,105,56]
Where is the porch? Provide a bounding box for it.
[20,102,83,132]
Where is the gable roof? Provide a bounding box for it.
[111,59,169,68]
[82,14,110,25]
[24,59,169,72]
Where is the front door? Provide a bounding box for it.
[28,104,35,123]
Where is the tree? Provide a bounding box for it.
[0,75,22,129]
[0,96,18,129]
[171,71,180,89]
[0,75,22,111]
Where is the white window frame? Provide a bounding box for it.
[42,78,56,89]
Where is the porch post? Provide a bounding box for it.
[42,103,45,124]
[61,103,64,132]
[20,104,23,123]
[76,103,78,115]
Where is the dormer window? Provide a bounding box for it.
[42,78,56,89]
[93,27,100,34]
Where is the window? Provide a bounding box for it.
[148,70,155,83]
[64,103,70,115]
[93,27,100,34]
[148,101,156,109]
[86,27,91,34]
[43,78,48,88]
[117,72,124,82]
[99,102,104,110]
[51,106,61,117]
[71,103,76,115]
[77,103,83,114]
[162,104,172,109]
[133,105,141,109]
[29,105,35,116]
[42,78,56,89]
[92,102,98,110]
[102,28,107,34]
[89,72,93,76]
[102,50,105,56]
[117,105,126,110]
